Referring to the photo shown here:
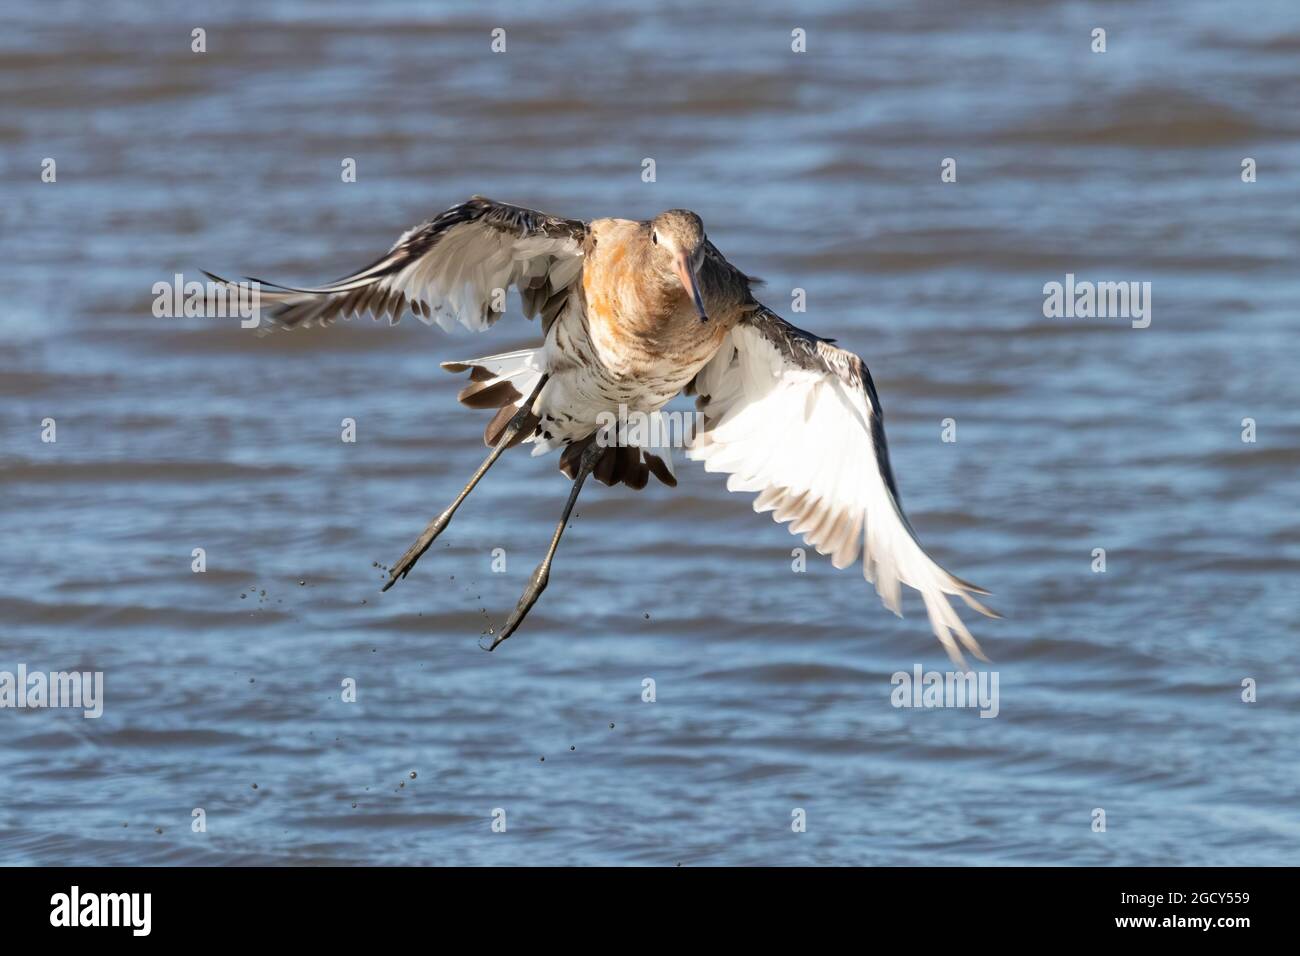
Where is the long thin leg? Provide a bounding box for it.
[488,438,605,651]
[382,375,547,592]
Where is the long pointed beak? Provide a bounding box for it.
[674,250,709,322]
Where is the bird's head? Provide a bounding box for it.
[649,209,709,322]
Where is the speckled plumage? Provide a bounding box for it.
[208,196,996,663]
[533,215,758,452]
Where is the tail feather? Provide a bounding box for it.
[442,348,545,447]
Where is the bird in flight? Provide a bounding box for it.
[207,197,997,665]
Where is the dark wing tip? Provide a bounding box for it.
[950,572,992,596]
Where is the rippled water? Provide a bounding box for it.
[2,0,1298,865]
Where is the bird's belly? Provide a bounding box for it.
[538,364,686,444]
[585,304,720,402]
[538,309,710,445]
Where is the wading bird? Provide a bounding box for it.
[208,197,997,665]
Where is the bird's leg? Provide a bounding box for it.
[488,438,605,651]
[382,375,548,592]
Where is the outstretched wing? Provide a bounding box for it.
[206,196,586,333]
[687,306,998,666]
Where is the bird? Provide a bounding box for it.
[205,196,997,665]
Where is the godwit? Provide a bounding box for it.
[207,197,997,664]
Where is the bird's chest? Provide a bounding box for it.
[579,266,724,402]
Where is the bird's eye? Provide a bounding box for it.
[651,231,658,245]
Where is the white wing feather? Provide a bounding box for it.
[688,311,997,666]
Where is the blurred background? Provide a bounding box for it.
[1,0,1297,865]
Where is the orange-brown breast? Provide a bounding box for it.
[582,218,741,380]
[583,220,657,364]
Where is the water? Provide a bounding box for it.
[1,0,1298,865]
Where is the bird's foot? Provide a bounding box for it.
[380,509,453,592]
[487,563,549,650]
